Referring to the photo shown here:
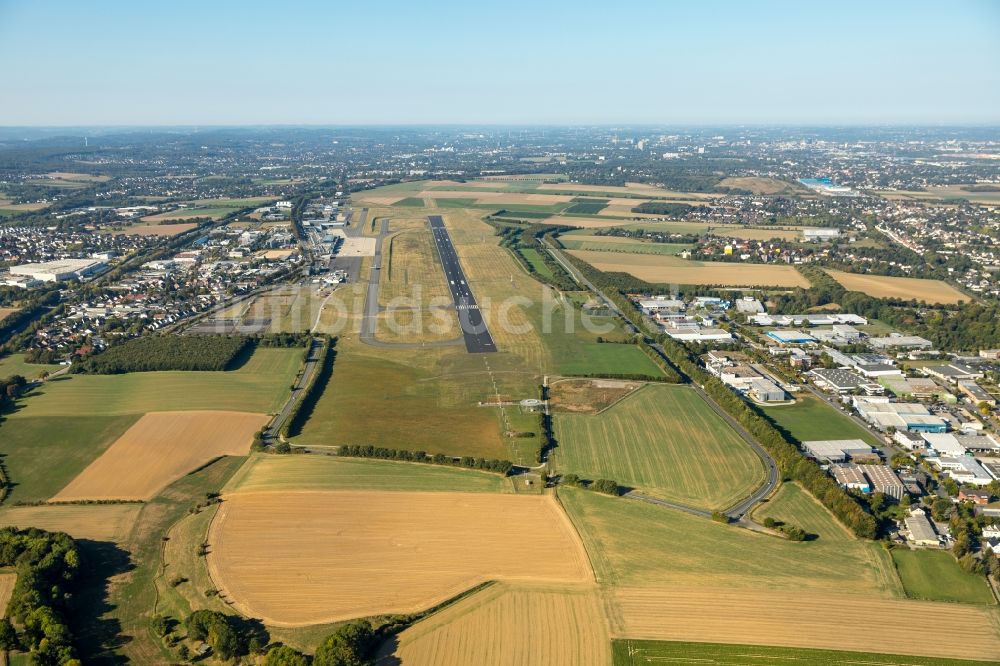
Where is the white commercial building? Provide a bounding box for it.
[8,258,106,282]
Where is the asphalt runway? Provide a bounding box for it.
[428,215,497,353]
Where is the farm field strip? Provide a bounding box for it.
[225,454,512,495]
[825,269,969,304]
[0,572,16,613]
[610,586,1000,662]
[4,347,302,417]
[386,583,611,666]
[52,411,268,501]
[554,385,766,510]
[207,490,593,626]
[0,504,142,542]
[613,639,997,666]
[568,249,811,287]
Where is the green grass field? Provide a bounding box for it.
[613,640,996,666]
[551,341,662,377]
[519,247,555,280]
[225,454,511,494]
[0,414,140,502]
[559,487,900,594]
[0,353,61,380]
[6,347,301,417]
[760,393,880,445]
[291,350,509,460]
[554,385,765,510]
[565,201,608,215]
[891,549,994,604]
[0,348,300,500]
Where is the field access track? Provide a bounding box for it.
[428,215,497,353]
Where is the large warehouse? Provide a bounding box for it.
[8,258,106,282]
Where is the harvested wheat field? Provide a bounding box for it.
[207,491,593,626]
[611,586,1000,661]
[0,504,142,542]
[568,250,810,287]
[825,270,968,304]
[0,571,15,613]
[381,583,610,666]
[52,411,268,501]
[0,307,17,322]
[114,223,198,236]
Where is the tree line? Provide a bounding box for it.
[338,445,514,476]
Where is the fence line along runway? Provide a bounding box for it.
[428,215,497,353]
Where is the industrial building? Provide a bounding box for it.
[8,258,106,282]
[831,463,871,492]
[957,381,995,406]
[747,377,786,403]
[904,510,939,546]
[766,329,816,345]
[868,334,933,350]
[852,397,948,433]
[803,227,841,242]
[809,368,883,395]
[864,464,906,500]
[801,439,874,463]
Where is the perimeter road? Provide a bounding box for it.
[428,215,497,353]
[265,336,324,440]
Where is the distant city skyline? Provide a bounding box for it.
[1,0,999,126]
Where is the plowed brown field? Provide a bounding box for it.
[52,411,268,501]
[207,491,593,626]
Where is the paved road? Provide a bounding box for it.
[265,337,324,439]
[428,215,497,353]
[546,238,778,519]
[623,490,712,518]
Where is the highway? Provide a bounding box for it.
[428,215,497,353]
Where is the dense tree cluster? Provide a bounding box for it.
[184,609,267,661]
[338,445,514,476]
[257,331,313,348]
[0,527,83,665]
[70,334,252,374]
[313,620,376,666]
[0,373,27,411]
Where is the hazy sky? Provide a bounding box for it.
[2,0,999,126]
